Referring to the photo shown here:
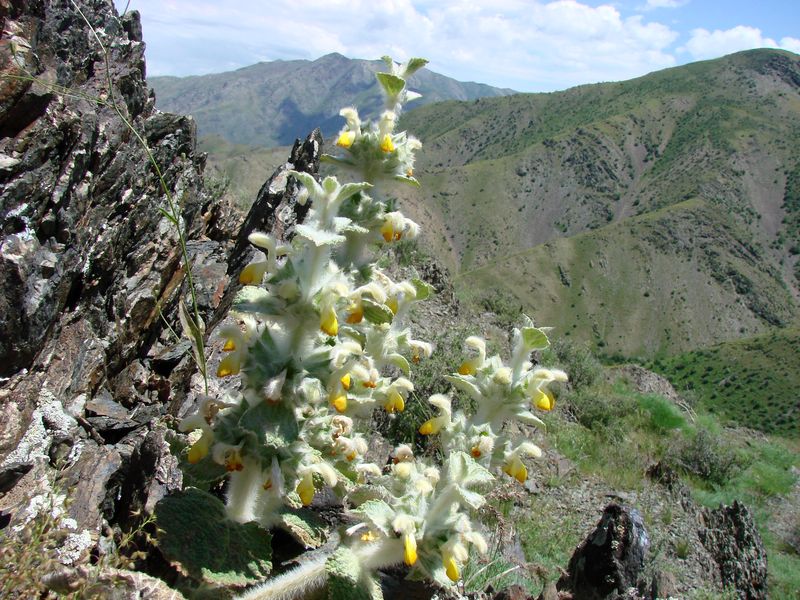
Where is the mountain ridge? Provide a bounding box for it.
[393,49,800,356]
[181,49,800,358]
[148,52,515,146]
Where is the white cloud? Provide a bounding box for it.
[779,37,800,54]
[642,0,688,9]
[119,0,680,91]
[681,25,800,60]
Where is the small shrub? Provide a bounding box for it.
[477,288,524,329]
[675,537,691,559]
[669,427,741,486]
[565,387,637,432]
[542,338,602,390]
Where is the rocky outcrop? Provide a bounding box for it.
[698,501,768,600]
[0,0,320,588]
[608,364,683,405]
[550,503,650,600]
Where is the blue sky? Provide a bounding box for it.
[116,0,800,92]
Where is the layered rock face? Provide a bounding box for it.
[0,0,210,549]
[0,0,318,573]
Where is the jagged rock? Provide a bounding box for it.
[698,501,768,600]
[42,565,187,599]
[209,127,322,330]
[647,570,679,600]
[0,0,320,592]
[549,503,650,600]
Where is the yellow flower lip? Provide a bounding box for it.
[340,373,352,390]
[503,457,528,484]
[346,304,364,324]
[404,534,418,566]
[332,393,347,413]
[297,475,315,506]
[320,306,339,336]
[419,418,441,436]
[458,361,476,376]
[380,133,395,153]
[337,130,355,148]
[216,354,241,378]
[444,555,460,582]
[239,261,267,285]
[533,388,555,411]
[187,438,209,464]
[384,390,405,414]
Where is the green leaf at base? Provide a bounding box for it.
[276,508,329,549]
[155,488,272,586]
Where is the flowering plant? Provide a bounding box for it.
[176,57,566,599]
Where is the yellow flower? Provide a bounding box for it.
[458,361,476,376]
[410,340,432,364]
[386,295,399,315]
[441,538,468,582]
[384,389,405,414]
[380,133,395,153]
[444,554,460,582]
[179,414,214,463]
[417,418,436,435]
[418,395,451,435]
[340,373,352,390]
[532,388,555,411]
[216,353,241,378]
[331,392,347,413]
[320,305,339,336]
[239,260,267,285]
[404,534,418,566]
[503,456,528,484]
[502,443,540,484]
[457,336,486,376]
[361,530,379,542]
[381,220,400,243]
[345,301,364,324]
[470,435,494,459]
[212,442,248,472]
[392,444,414,463]
[336,130,356,148]
[187,434,211,464]
[528,367,567,411]
[297,473,315,506]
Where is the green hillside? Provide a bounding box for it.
[393,49,800,356]
[193,50,800,359]
[648,328,800,436]
[456,199,795,357]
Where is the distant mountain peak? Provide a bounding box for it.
[148,54,515,147]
